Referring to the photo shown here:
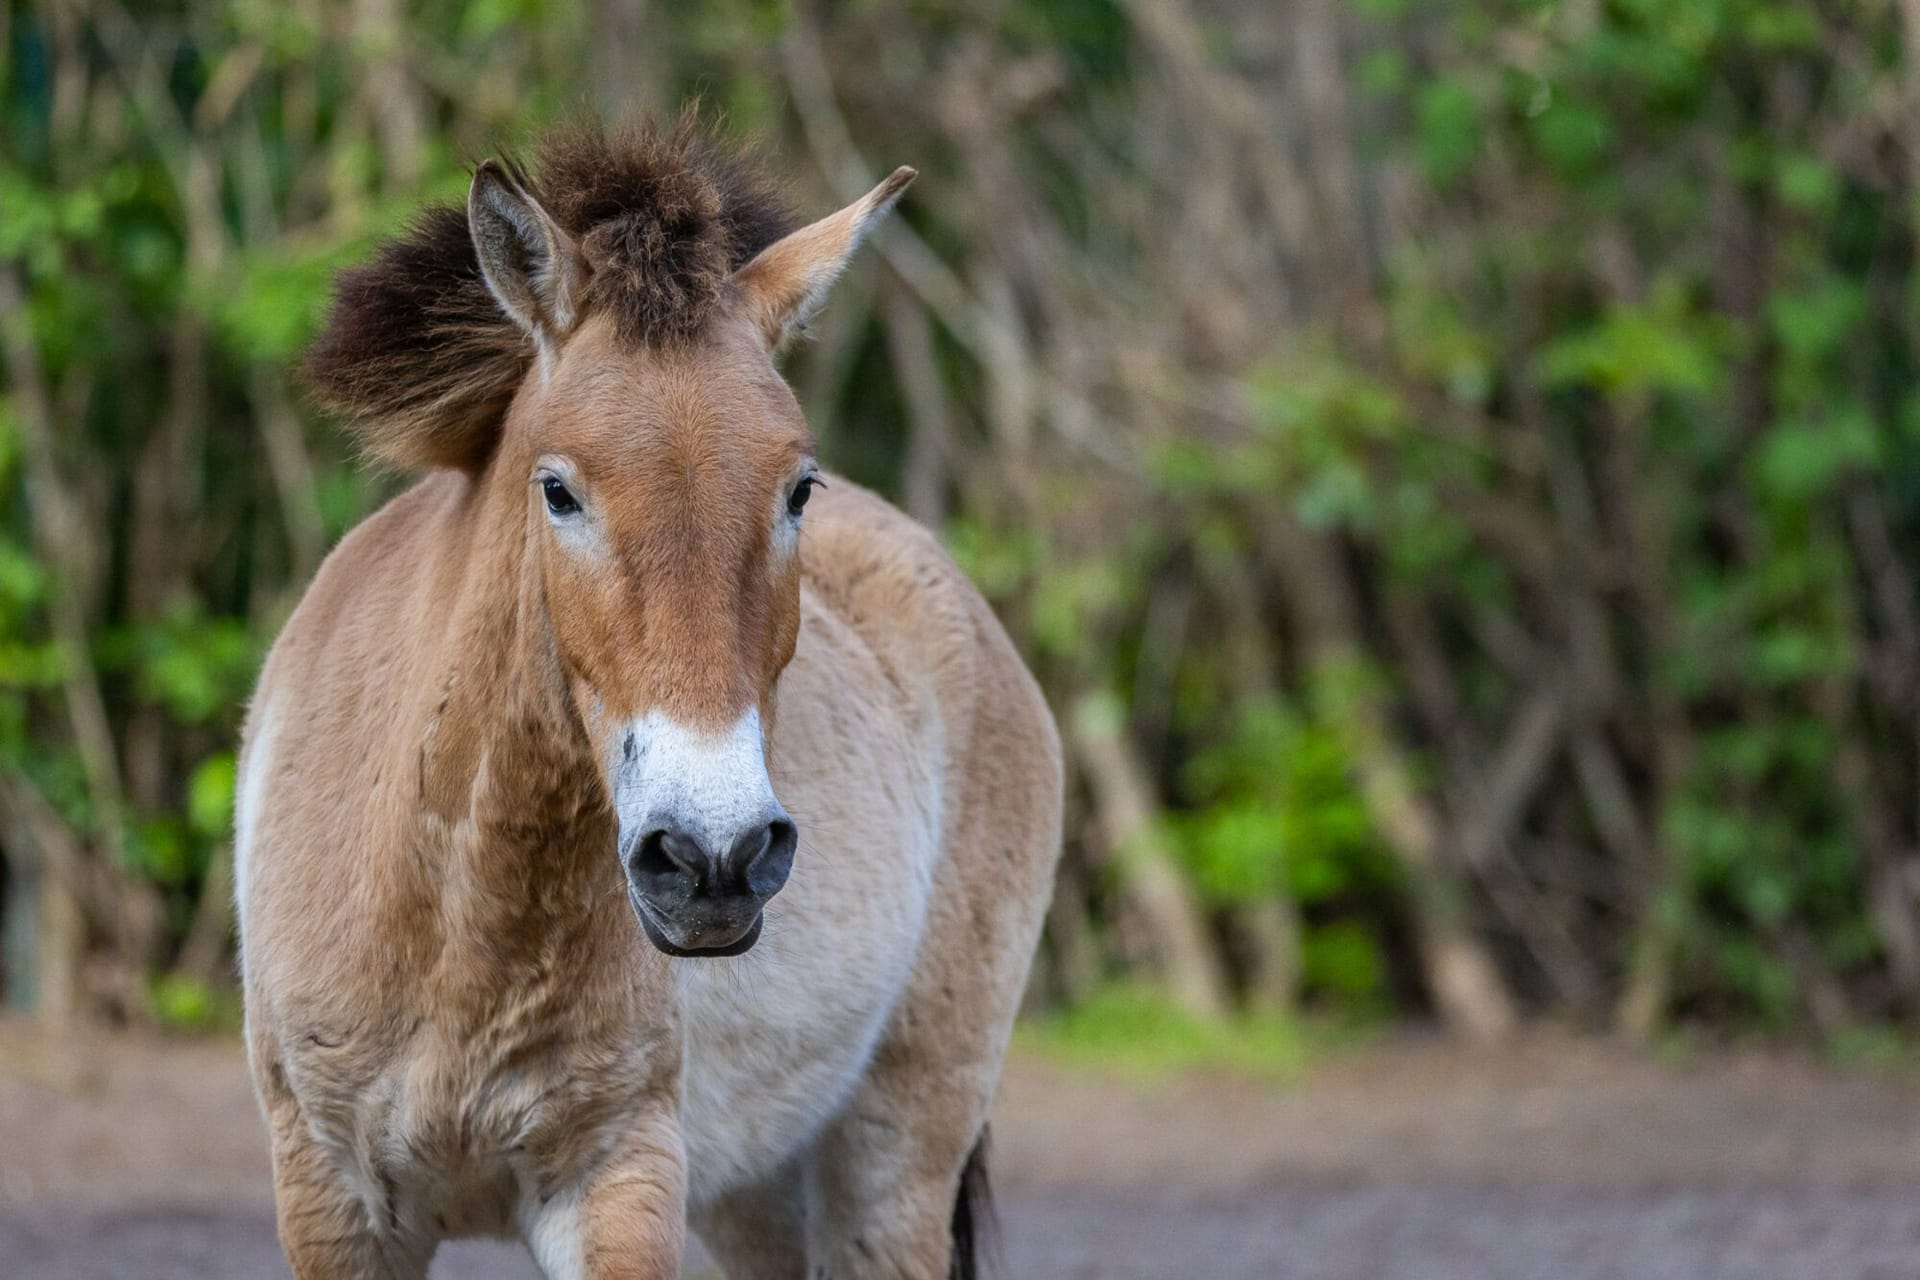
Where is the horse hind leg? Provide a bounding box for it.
[801,1106,991,1280]
[794,614,1057,1278]
[799,882,1030,1274]
[695,1138,984,1280]
[949,1133,993,1280]
[801,684,1056,1275]
[689,1164,808,1280]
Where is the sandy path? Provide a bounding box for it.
[7,1023,1920,1278]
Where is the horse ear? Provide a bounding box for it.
[468,160,585,345]
[733,166,916,351]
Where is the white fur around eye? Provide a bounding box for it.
[535,458,606,558]
[772,479,810,556]
[773,513,801,556]
[549,512,606,558]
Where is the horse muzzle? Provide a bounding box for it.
[623,816,796,956]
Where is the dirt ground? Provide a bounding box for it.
[8,1022,1920,1278]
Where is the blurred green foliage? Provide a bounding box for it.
[1174,699,1399,1006]
[5,0,1920,1047]
[1015,983,1337,1084]
[1332,0,1915,1032]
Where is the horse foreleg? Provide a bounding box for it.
[267,1124,427,1280]
[523,1117,687,1280]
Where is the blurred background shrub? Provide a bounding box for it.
[4,0,1920,1048]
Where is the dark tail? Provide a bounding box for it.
[949,1127,995,1280]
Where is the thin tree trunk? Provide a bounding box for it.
[881,281,953,529]
[0,268,151,1007]
[1043,851,1105,1008]
[0,775,93,1022]
[1070,691,1233,1021]
[1262,514,1518,1039]
[252,364,327,581]
[1235,898,1301,1014]
[172,844,233,987]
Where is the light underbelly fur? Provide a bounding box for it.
[674,757,943,1206]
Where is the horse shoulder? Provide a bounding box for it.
[780,475,1061,991]
[796,477,1060,849]
[238,473,473,996]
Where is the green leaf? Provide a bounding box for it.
[1536,288,1723,399]
[1752,409,1879,505]
[188,752,238,838]
[1415,78,1483,185]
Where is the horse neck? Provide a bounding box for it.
[420,464,614,906]
[378,461,639,1032]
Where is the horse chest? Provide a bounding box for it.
[280,998,665,1248]
[671,811,942,1205]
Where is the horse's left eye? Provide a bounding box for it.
[787,476,817,517]
[542,476,581,516]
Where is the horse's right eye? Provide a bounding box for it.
[542,477,580,516]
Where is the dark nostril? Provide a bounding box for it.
[733,818,797,898]
[630,828,708,889]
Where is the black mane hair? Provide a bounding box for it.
[303,112,794,471]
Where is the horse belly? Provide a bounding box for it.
[675,785,940,1206]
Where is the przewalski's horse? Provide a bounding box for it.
[235,117,1061,1280]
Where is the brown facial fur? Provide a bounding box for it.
[515,312,812,737]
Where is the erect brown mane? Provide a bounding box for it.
[303,114,794,471]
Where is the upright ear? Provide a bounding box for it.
[468,160,585,346]
[733,166,917,351]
